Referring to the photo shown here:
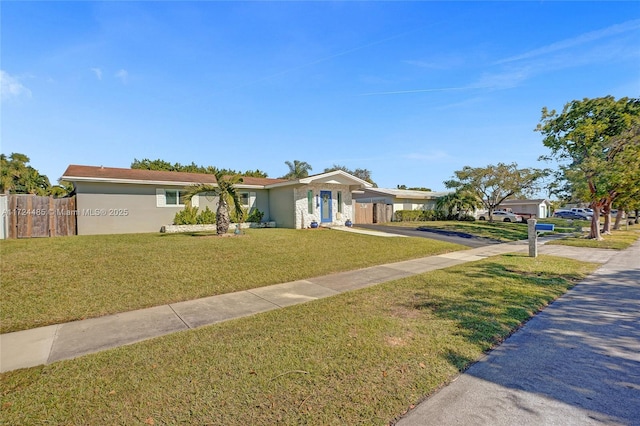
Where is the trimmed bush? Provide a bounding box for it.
[247,209,264,223]
[196,206,216,224]
[173,204,199,225]
[394,209,449,222]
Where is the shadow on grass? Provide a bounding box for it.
[403,249,640,424]
[408,260,585,344]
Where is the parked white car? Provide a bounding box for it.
[478,211,522,222]
[570,208,593,219]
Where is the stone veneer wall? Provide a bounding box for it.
[161,222,276,233]
[293,183,353,228]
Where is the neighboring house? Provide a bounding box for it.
[352,187,450,211]
[61,165,372,235]
[496,199,551,219]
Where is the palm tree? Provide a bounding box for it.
[280,160,312,179]
[184,170,244,235]
[436,191,480,219]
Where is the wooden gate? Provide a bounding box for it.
[354,202,393,224]
[7,195,77,238]
[374,203,393,223]
[355,202,373,224]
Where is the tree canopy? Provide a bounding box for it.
[537,96,640,239]
[279,160,313,179]
[396,184,431,191]
[0,153,71,196]
[444,162,547,222]
[324,164,377,187]
[131,158,268,178]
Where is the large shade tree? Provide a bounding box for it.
[131,158,268,178]
[537,96,640,239]
[444,163,547,222]
[1,153,51,195]
[184,170,244,235]
[324,164,377,187]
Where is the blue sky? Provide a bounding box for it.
[2,1,639,191]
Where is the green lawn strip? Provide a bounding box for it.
[545,227,640,250]
[390,220,530,241]
[389,219,595,241]
[0,229,464,333]
[1,254,597,425]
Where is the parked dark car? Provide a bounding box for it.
[553,210,590,220]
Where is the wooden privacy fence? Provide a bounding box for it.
[354,202,393,224]
[355,202,373,224]
[6,195,77,238]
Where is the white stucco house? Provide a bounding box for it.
[61,165,372,235]
[352,187,450,211]
[496,199,552,219]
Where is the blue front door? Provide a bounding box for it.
[320,191,332,223]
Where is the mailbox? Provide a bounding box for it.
[535,223,555,232]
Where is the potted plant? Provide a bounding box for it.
[310,220,319,228]
[345,219,353,227]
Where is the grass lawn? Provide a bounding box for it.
[0,229,464,333]
[546,226,640,250]
[382,218,611,242]
[0,254,598,425]
[385,220,533,241]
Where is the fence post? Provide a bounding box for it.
[528,218,537,258]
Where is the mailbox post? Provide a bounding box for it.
[528,220,555,257]
[528,219,537,257]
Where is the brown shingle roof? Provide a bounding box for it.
[62,165,288,186]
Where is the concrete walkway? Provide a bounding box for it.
[0,235,620,373]
[396,238,640,426]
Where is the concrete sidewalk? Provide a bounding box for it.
[0,237,620,373]
[396,238,640,426]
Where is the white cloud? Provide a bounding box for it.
[495,19,640,65]
[0,70,32,101]
[91,67,103,80]
[115,69,128,83]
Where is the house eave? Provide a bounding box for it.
[61,175,265,189]
[265,171,372,189]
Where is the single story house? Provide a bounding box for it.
[61,165,372,235]
[496,199,551,219]
[352,187,450,211]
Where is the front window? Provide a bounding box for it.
[165,190,186,206]
[239,192,250,207]
[307,190,313,213]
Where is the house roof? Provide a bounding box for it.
[357,187,450,200]
[264,170,373,189]
[61,165,288,188]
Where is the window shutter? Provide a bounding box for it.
[191,193,199,207]
[249,192,256,210]
[156,189,166,207]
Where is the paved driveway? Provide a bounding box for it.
[354,224,502,248]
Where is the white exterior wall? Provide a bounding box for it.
[293,183,353,229]
[498,202,549,218]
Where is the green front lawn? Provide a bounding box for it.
[387,220,532,241]
[0,229,464,333]
[546,227,640,250]
[1,254,597,425]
